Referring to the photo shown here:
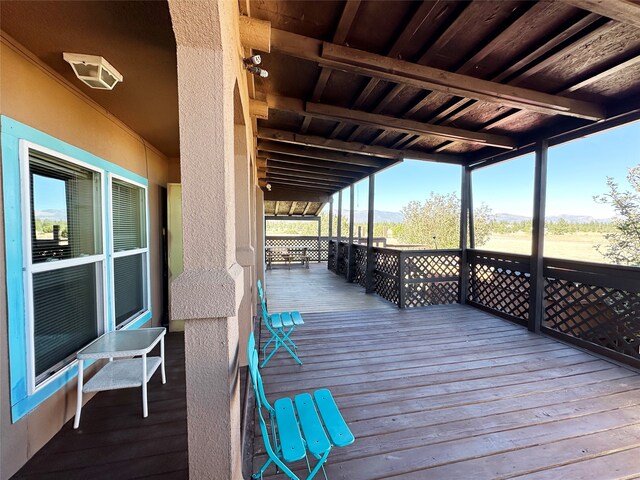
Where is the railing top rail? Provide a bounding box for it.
[468,249,532,264]
[544,257,640,276]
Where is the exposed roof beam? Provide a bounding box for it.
[288,201,297,215]
[266,94,517,149]
[266,174,348,190]
[257,128,463,163]
[267,166,356,184]
[261,152,375,174]
[320,42,606,121]
[267,161,361,179]
[305,102,517,149]
[560,0,640,28]
[269,29,605,121]
[302,203,313,215]
[302,0,361,133]
[258,139,392,167]
[264,186,332,202]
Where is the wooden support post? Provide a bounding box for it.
[459,166,471,304]
[347,184,355,281]
[529,140,548,333]
[317,217,322,263]
[337,190,343,243]
[469,171,476,248]
[328,196,333,270]
[398,250,406,308]
[365,175,376,294]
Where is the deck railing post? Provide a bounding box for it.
[459,166,471,304]
[529,139,548,333]
[328,197,334,270]
[347,184,355,282]
[316,217,321,262]
[398,250,406,308]
[365,175,376,294]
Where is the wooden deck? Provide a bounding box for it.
[253,303,640,480]
[265,263,396,314]
[12,333,188,480]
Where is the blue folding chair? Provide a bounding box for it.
[257,280,304,367]
[248,333,354,480]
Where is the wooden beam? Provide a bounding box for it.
[302,203,313,215]
[258,139,392,167]
[267,162,360,180]
[267,166,355,184]
[262,152,374,174]
[320,42,606,121]
[265,187,331,202]
[239,16,271,52]
[274,200,280,215]
[304,101,518,149]
[249,99,269,120]
[257,127,464,163]
[266,173,349,188]
[288,201,297,215]
[529,140,548,334]
[560,0,640,28]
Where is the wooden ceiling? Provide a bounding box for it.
[250,0,640,199]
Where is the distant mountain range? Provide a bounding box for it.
[492,213,613,223]
[35,209,66,221]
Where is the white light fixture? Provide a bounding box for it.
[63,53,123,90]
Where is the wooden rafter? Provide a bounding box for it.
[302,203,313,215]
[267,166,355,184]
[267,161,361,180]
[266,94,517,149]
[301,0,361,134]
[288,201,297,215]
[261,152,375,174]
[320,42,606,121]
[560,0,640,28]
[258,139,392,167]
[266,174,348,189]
[257,128,464,163]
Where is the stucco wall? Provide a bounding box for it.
[0,36,169,479]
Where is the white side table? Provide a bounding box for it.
[73,327,167,429]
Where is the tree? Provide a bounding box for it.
[594,165,640,265]
[398,192,492,248]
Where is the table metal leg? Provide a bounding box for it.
[73,359,84,429]
[160,337,167,384]
[142,353,148,418]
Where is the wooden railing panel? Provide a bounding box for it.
[266,236,329,263]
[401,250,461,308]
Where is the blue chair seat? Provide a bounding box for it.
[271,313,283,329]
[274,398,306,463]
[291,311,304,325]
[280,312,295,328]
[294,394,331,456]
[314,389,355,447]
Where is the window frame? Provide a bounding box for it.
[2,116,153,422]
[20,140,109,394]
[107,172,151,330]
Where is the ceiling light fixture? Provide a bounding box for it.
[63,53,123,90]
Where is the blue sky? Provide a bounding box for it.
[33,174,67,219]
[370,120,640,218]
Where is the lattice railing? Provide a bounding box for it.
[327,240,337,272]
[353,244,367,287]
[401,250,461,308]
[266,236,329,263]
[467,250,531,324]
[373,248,401,306]
[543,259,640,364]
[337,242,349,278]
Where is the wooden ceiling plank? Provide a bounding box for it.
[560,0,640,29]
[267,174,349,189]
[257,127,465,164]
[304,101,518,149]
[302,0,361,135]
[268,162,359,179]
[262,153,375,174]
[267,166,355,184]
[320,42,606,121]
[258,138,390,167]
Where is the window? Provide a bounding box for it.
[110,177,149,327]
[23,149,106,388]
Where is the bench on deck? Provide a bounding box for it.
[248,333,355,479]
[267,247,310,270]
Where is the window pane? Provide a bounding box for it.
[114,253,145,326]
[30,153,102,263]
[112,180,146,251]
[33,263,99,379]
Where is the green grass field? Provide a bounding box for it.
[481,232,610,263]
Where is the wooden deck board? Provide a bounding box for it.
[253,300,640,480]
[264,263,396,313]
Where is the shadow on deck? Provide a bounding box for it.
[253,303,640,479]
[265,262,396,314]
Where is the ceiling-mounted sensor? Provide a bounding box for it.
[63,53,123,90]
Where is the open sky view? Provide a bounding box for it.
[366,120,640,219]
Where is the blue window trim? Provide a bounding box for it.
[1,115,152,422]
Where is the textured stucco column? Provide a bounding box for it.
[235,124,255,367]
[169,1,244,478]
